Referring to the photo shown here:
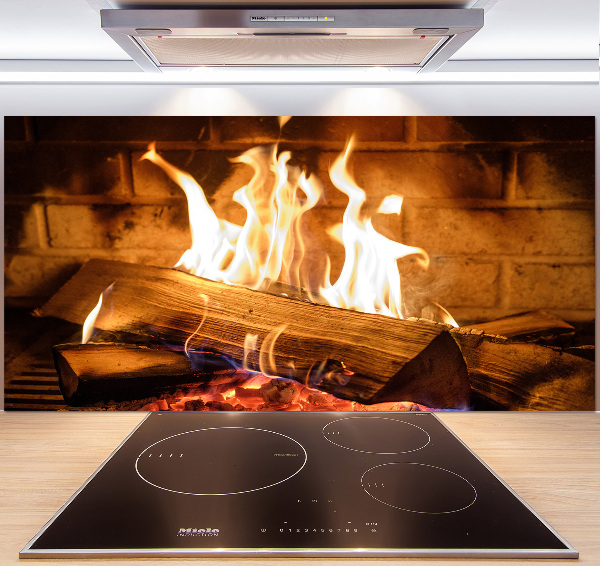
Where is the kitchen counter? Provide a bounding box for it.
[1,411,598,565]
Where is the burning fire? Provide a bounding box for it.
[80,123,457,412]
[140,134,457,326]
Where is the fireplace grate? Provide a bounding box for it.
[3,311,73,410]
[4,367,65,410]
[4,360,66,410]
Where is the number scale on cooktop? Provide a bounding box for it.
[21,412,577,559]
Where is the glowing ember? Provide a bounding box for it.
[139,372,432,413]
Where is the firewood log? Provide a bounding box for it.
[39,259,594,411]
[39,259,471,410]
[452,331,594,411]
[53,337,241,405]
[455,311,593,410]
[460,310,575,345]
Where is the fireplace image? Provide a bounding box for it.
[3,116,595,411]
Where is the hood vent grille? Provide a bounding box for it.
[140,36,446,67]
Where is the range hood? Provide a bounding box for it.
[100,7,483,73]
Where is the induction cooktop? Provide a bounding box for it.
[20,412,577,559]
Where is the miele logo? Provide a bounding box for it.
[177,527,219,537]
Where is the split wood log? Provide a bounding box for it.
[450,330,594,411]
[53,336,242,405]
[460,310,575,345]
[562,345,595,362]
[39,259,471,410]
[455,311,594,409]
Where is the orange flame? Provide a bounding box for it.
[83,133,455,354]
[142,136,456,326]
[258,324,288,377]
[81,282,115,344]
[81,293,103,344]
[141,143,321,294]
[320,137,430,318]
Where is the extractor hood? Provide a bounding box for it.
[100,7,483,72]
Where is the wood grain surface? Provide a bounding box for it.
[1,411,598,566]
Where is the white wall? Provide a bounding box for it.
[0,83,599,116]
[1,81,598,410]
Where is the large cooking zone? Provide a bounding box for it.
[3,116,595,411]
[19,411,578,558]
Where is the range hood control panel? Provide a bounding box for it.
[251,15,333,22]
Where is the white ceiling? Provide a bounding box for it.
[0,0,597,65]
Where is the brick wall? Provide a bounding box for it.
[4,116,595,325]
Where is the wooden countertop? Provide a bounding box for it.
[1,411,598,565]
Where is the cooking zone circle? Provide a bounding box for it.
[362,462,477,514]
[135,427,307,495]
[322,417,430,454]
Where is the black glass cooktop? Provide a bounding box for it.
[21,412,577,559]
